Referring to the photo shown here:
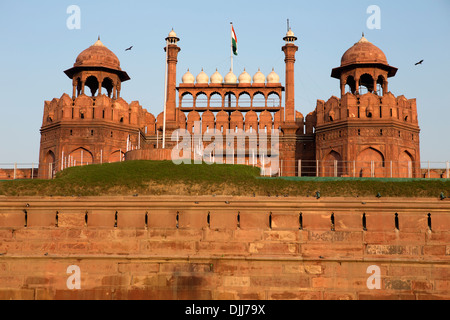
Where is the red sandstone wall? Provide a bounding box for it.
[0,196,448,300]
[0,169,38,180]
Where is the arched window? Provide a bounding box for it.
[359,74,374,94]
[267,92,280,107]
[209,92,222,108]
[345,76,356,94]
[196,92,208,108]
[238,92,251,108]
[224,92,237,108]
[252,92,266,108]
[85,76,99,97]
[102,77,114,98]
[181,93,194,108]
[376,75,385,95]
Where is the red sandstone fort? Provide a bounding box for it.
[38,29,422,179]
[0,29,449,301]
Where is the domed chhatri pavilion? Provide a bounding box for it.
[38,29,420,179]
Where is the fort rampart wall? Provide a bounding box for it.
[0,196,449,300]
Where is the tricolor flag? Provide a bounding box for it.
[231,24,238,56]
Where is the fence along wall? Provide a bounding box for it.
[0,195,449,300]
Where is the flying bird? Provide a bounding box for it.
[415,59,424,65]
[125,46,133,51]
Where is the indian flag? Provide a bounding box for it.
[231,24,238,56]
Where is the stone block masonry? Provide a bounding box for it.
[0,195,449,300]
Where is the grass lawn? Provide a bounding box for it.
[0,160,449,198]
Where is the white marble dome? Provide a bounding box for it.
[196,69,209,84]
[168,29,177,37]
[182,69,195,84]
[224,69,237,84]
[253,68,266,84]
[238,69,252,84]
[267,68,280,83]
[210,69,223,84]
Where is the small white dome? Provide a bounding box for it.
[267,68,280,83]
[286,29,295,37]
[210,69,223,84]
[168,29,177,37]
[182,69,195,84]
[224,69,237,84]
[253,68,266,84]
[196,68,209,84]
[238,69,251,84]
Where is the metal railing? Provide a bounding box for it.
[0,159,448,180]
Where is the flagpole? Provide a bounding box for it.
[230,22,233,72]
[162,39,168,149]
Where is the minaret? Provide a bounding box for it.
[164,29,181,125]
[282,28,298,123]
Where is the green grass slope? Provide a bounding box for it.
[0,160,449,198]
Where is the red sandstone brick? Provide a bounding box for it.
[57,210,86,228]
[101,275,131,287]
[0,289,35,300]
[358,293,416,300]
[365,213,395,231]
[118,262,160,274]
[239,211,270,229]
[249,242,298,255]
[178,210,208,229]
[263,230,300,242]
[301,212,331,231]
[268,290,321,300]
[423,245,447,256]
[308,230,363,242]
[142,240,196,255]
[270,212,300,230]
[159,263,211,274]
[334,212,363,231]
[364,231,425,243]
[323,292,356,300]
[36,288,114,300]
[0,230,13,239]
[209,210,238,229]
[412,280,433,292]
[147,209,178,228]
[117,210,146,228]
[147,228,203,241]
[27,210,57,227]
[435,280,450,292]
[388,265,432,278]
[250,275,310,288]
[214,260,284,275]
[400,213,428,232]
[0,212,24,227]
[233,229,263,241]
[429,214,450,232]
[196,241,248,256]
[202,228,234,242]
[87,210,115,227]
[301,243,363,259]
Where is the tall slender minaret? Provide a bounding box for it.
[164,29,181,125]
[282,28,298,123]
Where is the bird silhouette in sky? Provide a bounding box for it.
[125,46,133,51]
[415,59,424,65]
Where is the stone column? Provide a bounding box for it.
[282,43,298,123]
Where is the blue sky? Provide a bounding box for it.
[0,0,449,165]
